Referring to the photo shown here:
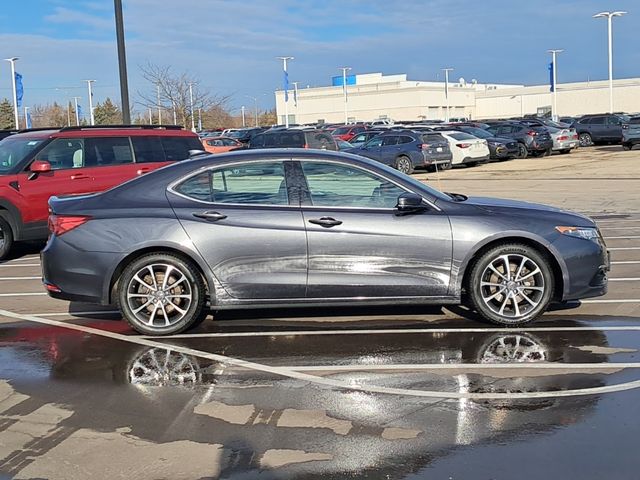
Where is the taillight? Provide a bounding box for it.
[456,143,471,149]
[303,144,309,149]
[527,130,538,137]
[558,136,569,141]
[418,143,428,150]
[48,215,91,236]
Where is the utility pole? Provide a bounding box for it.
[24,106,29,129]
[172,101,177,125]
[85,80,96,125]
[156,83,162,124]
[277,56,294,127]
[73,97,81,125]
[245,95,259,126]
[4,57,20,129]
[188,83,195,131]
[442,68,454,122]
[241,105,246,127]
[338,67,351,124]
[114,0,131,123]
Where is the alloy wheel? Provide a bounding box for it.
[579,133,592,147]
[0,225,4,251]
[125,263,193,328]
[480,334,547,363]
[479,254,545,320]
[396,157,412,174]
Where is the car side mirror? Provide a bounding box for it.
[30,160,51,173]
[396,193,425,213]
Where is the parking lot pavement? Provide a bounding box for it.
[0,150,639,478]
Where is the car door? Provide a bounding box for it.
[355,136,384,161]
[297,159,452,298]
[589,116,607,141]
[605,116,623,141]
[379,135,400,165]
[16,138,94,225]
[81,136,141,191]
[167,159,307,299]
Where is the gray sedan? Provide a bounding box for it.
[42,150,609,335]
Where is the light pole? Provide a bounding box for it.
[442,68,454,122]
[114,0,131,123]
[156,83,162,125]
[593,11,627,114]
[338,67,351,124]
[245,95,259,126]
[188,83,195,132]
[241,105,246,127]
[4,57,20,129]
[85,80,95,125]
[547,49,563,120]
[24,106,29,129]
[276,56,293,127]
[73,97,82,125]
[172,101,177,125]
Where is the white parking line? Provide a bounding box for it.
[609,247,640,251]
[30,311,120,317]
[290,363,639,372]
[582,299,640,304]
[0,256,41,264]
[1,308,640,400]
[612,261,640,265]
[597,220,640,224]
[605,236,640,240]
[0,293,47,297]
[0,277,40,281]
[0,264,41,268]
[600,227,640,231]
[149,325,640,340]
[609,278,640,282]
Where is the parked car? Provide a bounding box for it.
[331,124,367,142]
[571,114,631,146]
[438,131,490,166]
[349,130,384,148]
[248,129,337,150]
[442,126,518,161]
[42,149,609,335]
[622,116,640,150]
[201,137,244,154]
[347,130,452,174]
[226,127,266,144]
[335,139,354,151]
[485,122,553,158]
[546,127,579,154]
[0,125,203,260]
[0,130,17,141]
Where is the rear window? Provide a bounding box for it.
[307,133,337,150]
[630,117,640,125]
[422,133,446,143]
[448,132,477,141]
[279,132,305,147]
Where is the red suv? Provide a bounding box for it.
[0,125,203,259]
[331,124,367,142]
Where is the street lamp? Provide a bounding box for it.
[547,49,563,120]
[73,96,82,126]
[241,105,246,127]
[245,95,259,126]
[276,56,294,127]
[593,11,627,113]
[4,57,20,129]
[84,80,96,125]
[442,68,454,122]
[188,83,195,132]
[114,0,131,123]
[338,67,351,124]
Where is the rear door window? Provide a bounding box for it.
[35,138,85,170]
[161,136,202,161]
[590,117,606,125]
[279,132,305,147]
[85,137,134,166]
[381,136,399,146]
[250,134,265,148]
[397,136,414,144]
[307,133,336,150]
[131,137,166,163]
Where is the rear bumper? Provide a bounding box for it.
[41,236,124,305]
[461,154,490,164]
[421,152,452,166]
[553,140,579,151]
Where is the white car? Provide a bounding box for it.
[439,130,490,166]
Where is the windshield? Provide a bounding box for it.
[461,127,491,139]
[0,137,44,174]
[449,132,477,141]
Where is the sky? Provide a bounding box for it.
[0,0,638,115]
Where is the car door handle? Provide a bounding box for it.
[70,174,90,180]
[308,217,342,227]
[192,211,227,221]
[136,167,151,175]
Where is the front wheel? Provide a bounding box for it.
[579,133,593,147]
[118,253,207,335]
[395,156,414,175]
[622,143,632,151]
[467,244,554,326]
[0,217,14,261]
[516,143,528,159]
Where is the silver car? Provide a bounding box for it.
[547,126,579,154]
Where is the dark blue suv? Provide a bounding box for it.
[346,130,452,174]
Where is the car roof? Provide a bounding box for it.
[7,125,197,140]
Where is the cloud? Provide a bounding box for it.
[44,6,112,31]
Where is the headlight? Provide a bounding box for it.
[555,226,600,241]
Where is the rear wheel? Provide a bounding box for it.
[118,253,207,335]
[467,243,554,326]
[560,149,571,154]
[516,143,528,159]
[0,217,14,261]
[395,156,414,175]
[622,143,632,151]
[439,161,452,170]
[579,133,593,147]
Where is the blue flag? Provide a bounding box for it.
[15,72,23,108]
[26,110,32,129]
[548,62,554,93]
[283,69,289,102]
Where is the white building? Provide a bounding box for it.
[274,72,640,124]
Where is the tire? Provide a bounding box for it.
[515,143,527,159]
[395,156,414,175]
[467,243,555,326]
[439,161,452,170]
[117,253,207,335]
[466,161,478,167]
[560,149,571,154]
[579,133,593,147]
[0,217,14,261]
[543,148,552,157]
[622,144,632,151]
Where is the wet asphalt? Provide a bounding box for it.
[0,204,639,477]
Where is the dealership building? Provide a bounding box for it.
[274,72,640,124]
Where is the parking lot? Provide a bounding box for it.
[0,146,639,479]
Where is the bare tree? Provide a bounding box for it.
[137,63,230,129]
